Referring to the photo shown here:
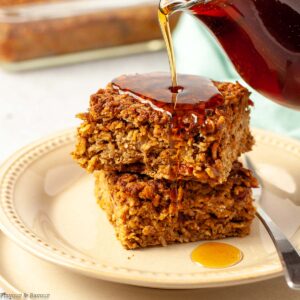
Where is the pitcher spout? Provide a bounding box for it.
[159,0,203,14]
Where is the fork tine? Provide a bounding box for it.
[244,155,263,203]
[244,157,300,290]
[244,155,264,188]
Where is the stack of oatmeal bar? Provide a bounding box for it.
[72,75,257,249]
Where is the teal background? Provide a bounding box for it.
[173,15,300,140]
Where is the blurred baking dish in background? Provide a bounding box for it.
[0,0,179,70]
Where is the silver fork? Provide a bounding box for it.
[245,156,300,290]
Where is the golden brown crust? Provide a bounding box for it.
[73,79,254,185]
[95,162,258,249]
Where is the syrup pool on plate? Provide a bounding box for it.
[191,242,243,268]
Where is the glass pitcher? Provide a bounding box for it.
[159,0,300,109]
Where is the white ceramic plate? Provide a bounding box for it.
[0,128,299,289]
[1,230,300,300]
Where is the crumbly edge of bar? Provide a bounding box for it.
[95,162,258,249]
[73,80,254,185]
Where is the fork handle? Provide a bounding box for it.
[257,206,300,290]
